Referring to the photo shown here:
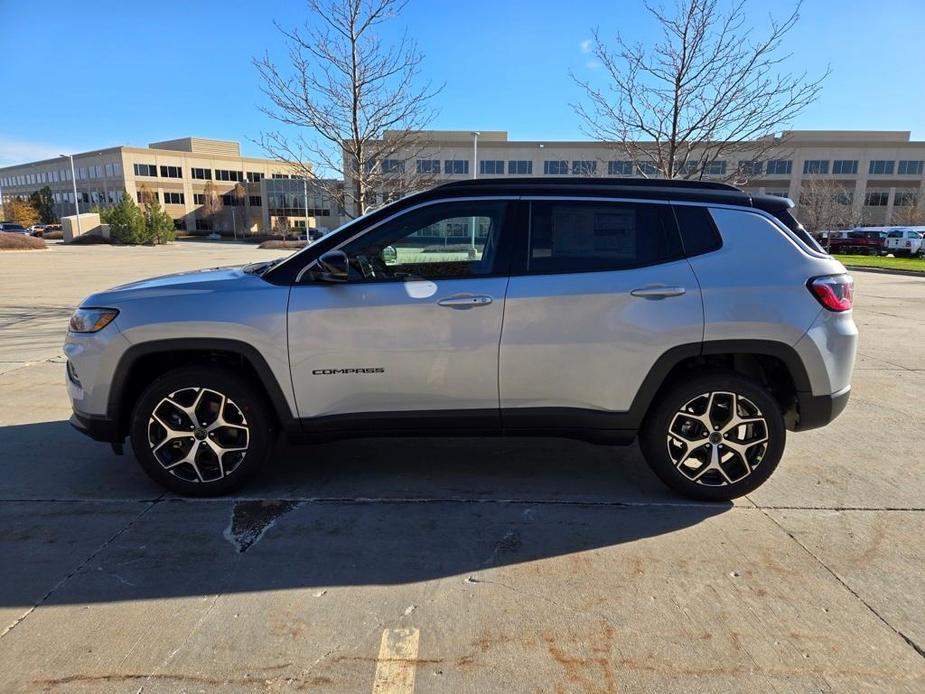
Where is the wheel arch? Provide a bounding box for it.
[108,338,297,440]
[631,340,812,431]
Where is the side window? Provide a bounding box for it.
[339,200,509,281]
[527,201,682,273]
[673,205,722,256]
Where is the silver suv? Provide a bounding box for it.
[66,178,857,500]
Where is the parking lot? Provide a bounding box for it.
[0,241,923,692]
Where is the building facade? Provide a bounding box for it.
[353,130,925,228]
[4,130,924,233]
[0,137,342,233]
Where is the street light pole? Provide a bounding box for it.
[303,177,310,238]
[61,154,82,236]
[470,131,480,251]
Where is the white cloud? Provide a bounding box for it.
[586,60,602,70]
[0,136,81,167]
[579,38,593,54]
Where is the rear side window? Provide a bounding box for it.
[771,207,825,253]
[672,205,722,256]
[528,201,682,273]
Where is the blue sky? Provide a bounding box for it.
[2,0,924,166]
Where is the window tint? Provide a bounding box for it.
[528,201,682,273]
[673,205,722,256]
[338,201,509,282]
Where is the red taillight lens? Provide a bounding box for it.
[809,275,854,312]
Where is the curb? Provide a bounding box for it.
[844,265,925,278]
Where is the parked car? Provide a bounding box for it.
[66,177,857,501]
[884,228,925,257]
[28,224,47,236]
[0,222,30,235]
[827,230,887,256]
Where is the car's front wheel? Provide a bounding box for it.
[130,366,274,496]
[640,372,785,501]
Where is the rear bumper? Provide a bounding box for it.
[69,410,122,444]
[793,386,851,431]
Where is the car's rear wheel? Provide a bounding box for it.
[130,366,274,496]
[640,372,785,501]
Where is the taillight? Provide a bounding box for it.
[808,275,854,312]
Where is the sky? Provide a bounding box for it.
[1,0,924,167]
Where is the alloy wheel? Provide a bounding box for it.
[666,391,769,487]
[147,387,250,483]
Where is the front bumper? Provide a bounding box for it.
[70,410,122,444]
[793,386,851,431]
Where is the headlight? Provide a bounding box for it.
[69,307,119,333]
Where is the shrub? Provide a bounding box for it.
[44,230,63,240]
[101,194,147,244]
[0,232,46,250]
[69,232,111,245]
[257,240,307,249]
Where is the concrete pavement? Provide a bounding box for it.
[0,242,922,692]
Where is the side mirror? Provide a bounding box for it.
[315,250,349,282]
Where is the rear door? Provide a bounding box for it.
[498,198,703,426]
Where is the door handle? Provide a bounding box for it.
[630,286,686,299]
[437,295,493,308]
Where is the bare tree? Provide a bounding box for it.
[796,177,857,234]
[891,192,925,227]
[572,0,827,179]
[255,0,441,218]
[201,180,223,231]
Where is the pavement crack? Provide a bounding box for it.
[0,495,165,640]
[758,507,925,661]
[223,500,301,553]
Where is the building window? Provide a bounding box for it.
[215,169,243,182]
[894,191,918,206]
[704,160,727,176]
[195,219,212,231]
[191,167,212,180]
[480,160,504,175]
[508,160,533,175]
[163,192,185,204]
[571,160,598,176]
[381,159,405,174]
[868,160,895,175]
[444,160,469,175]
[864,191,889,206]
[249,195,262,206]
[221,193,244,206]
[766,159,792,175]
[634,161,657,176]
[832,160,858,175]
[737,161,763,176]
[133,163,157,177]
[543,160,568,175]
[416,159,440,174]
[193,193,206,205]
[803,160,829,175]
[246,171,263,182]
[271,173,291,179]
[136,190,159,203]
[159,165,182,178]
[898,160,924,175]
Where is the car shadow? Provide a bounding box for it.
[0,420,732,607]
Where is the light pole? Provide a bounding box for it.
[303,176,310,239]
[470,131,480,251]
[60,154,81,235]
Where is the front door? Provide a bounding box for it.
[288,199,514,430]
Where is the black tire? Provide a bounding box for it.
[639,371,785,501]
[130,366,275,496]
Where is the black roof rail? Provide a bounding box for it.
[436,176,742,192]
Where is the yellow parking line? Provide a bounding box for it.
[372,627,421,694]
